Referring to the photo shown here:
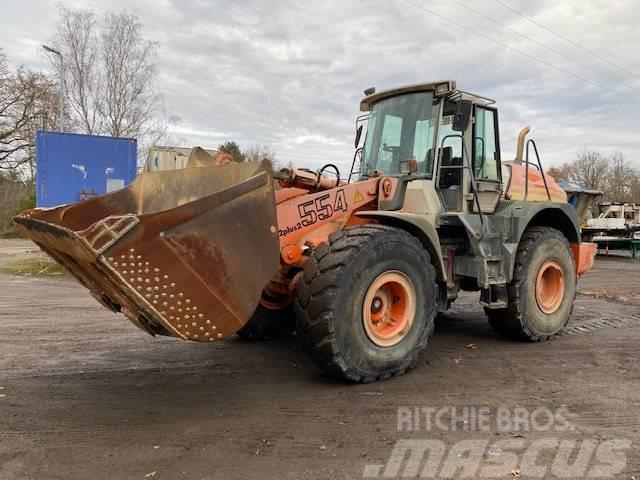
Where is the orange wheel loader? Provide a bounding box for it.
[14,81,596,382]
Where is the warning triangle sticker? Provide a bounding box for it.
[354,190,364,203]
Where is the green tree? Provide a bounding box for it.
[0,170,33,237]
[218,141,245,163]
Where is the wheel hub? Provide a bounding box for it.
[363,271,417,347]
[535,260,565,314]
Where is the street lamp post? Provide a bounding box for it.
[42,44,64,132]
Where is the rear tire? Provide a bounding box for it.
[294,224,437,383]
[236,304,295,340]
[486,226,576,341]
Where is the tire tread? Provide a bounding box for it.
[486,226,575,341]
[295,224,436,382]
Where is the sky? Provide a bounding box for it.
[1,0,639,173]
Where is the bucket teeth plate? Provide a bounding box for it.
[14,160,280,341]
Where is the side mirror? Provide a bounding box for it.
[355,124,363,148]
[452,100,473,132]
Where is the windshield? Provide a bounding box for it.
[361,92,440,178]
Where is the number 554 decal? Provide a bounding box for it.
[276,177,379,241]
[297,189,349,227]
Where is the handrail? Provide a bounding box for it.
[348,114,369,182]
[524,139,551,201]
[348,147,363,183]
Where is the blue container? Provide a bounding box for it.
[36,131,137,208]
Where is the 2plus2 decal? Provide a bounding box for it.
[297,189,349,227]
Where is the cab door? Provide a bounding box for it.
[472,106,502,213]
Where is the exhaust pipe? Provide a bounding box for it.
[515,126,530,164]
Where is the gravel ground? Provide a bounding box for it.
[0,239,638,479]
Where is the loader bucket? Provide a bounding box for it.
[13,160,280,342]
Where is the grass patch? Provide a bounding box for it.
[0,256,69,277]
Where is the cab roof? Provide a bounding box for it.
[359,80,496,111]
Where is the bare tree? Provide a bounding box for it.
[606,152,637,202]
[557,147,610,191]
[548,148,640,202]
[546,166,565,182]
[100,10,160,138]
[54,6,101,134]
[244,144,277,165]
[0,49,58,179]
[0,50,7,79]
[630,174,640,202]
[52,6,171,151]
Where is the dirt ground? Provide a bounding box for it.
[0,239,638,479]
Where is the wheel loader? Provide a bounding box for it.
[14,80,596,383]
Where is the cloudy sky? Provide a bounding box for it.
[2,0,639,172]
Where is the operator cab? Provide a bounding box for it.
[357,81,502,214]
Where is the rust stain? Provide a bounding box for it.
[13,160,280,341]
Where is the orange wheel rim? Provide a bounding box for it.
[535,260,565,314]
[363,271,416,347]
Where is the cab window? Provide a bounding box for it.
[361,92,439,178]
[473,107,500,181]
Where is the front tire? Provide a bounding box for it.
[294,225,437,383]
[486,226,576,341]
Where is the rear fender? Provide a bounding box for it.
[572,243,596,276]
[502,203,588,279]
